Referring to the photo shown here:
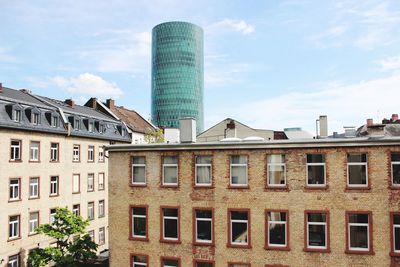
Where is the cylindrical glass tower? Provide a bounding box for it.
[151,21,204,134]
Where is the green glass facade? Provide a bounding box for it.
[151,21,204,133]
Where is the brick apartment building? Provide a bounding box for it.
[0,85,131,266]
[107,129,400,266]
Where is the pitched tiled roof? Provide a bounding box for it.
[108,105,155,134]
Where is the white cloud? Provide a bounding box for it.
[207,19,255,35]
[50,73,123,99]
[0,47,17,63]
[205,63,252,87]
[208,73,400,133]
[378,56,400,72]
[309,25,348,48]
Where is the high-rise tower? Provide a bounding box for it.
[151,21,204,133]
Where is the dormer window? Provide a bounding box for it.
[13,109,21,122]
[74,119,80,130]
[51,115,59,127]
[32,113,40,125]
[89,122,94,132]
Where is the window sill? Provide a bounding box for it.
[389,185,400,190]
[49,194,59,198]
[194,185,214,189]
[87,190,94,193]
[8,199,21,203]
[304,185,328,191]
[9,160,22,163]
[72,192,81,194]
[98,215,105,219]
[130,183,147,188]
[8,237,21,242]
[265,245,290,251]
[228,185,249,189]
[87,161,95,163]
[227,243,252,249]
[129,236,149,242]
[193,241,214,247]
[98,188,105,191]
[345,186,371,192]
[160,184,179,189]
[28,233,39,237]
[345,249,374,255]
[304,247,330,253]
[49,160,60,163]
[29,197,40,200]
[390,252,400,257]
[264,187,289,192]
[72,160,81,163]
[29,160,41,163]
[160,239,181,244]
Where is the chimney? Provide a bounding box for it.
[366,118,373,126]
[179,117,196,143]
[65,99,75,108]
[88,98,97,109]
[392,114,399,122]
[319,115,328,138]
[106,99,115,109]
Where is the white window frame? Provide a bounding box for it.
[50,176,58,196]
[162,157,178,186]
[99,227,105,245]
[88,230,95,242]
[267,211,287,247]
[132,255,147,267]
[347,153,368,188]
[73,145,80,162]
[88,146,94,162]
[229,155,248,187]
[72,174,80,193]
[98,173,105,190]
[267,155,286,187]
[29,212,39,234]
[10,140,21,161]
[13,109,21,122]
[391,153,400,186]
[74,119,80,130]
[51,115,58,127]
[88,202,94,220]
[98,200,105,218]
[393,214,400,253]
[195,156,212,186]
[306,213,327,249]
[348,213,370,252]
[87,173,94,192]
[9,215,20,239]
[230,211,249,246]
[29,177,39,198]
[132,157,146,185]
[50,208,57,224]
[162,208,179,241]
[98,146,104,162]
[306,154,326,187]
[132,207,147,238]
[162,259,179,267]
[9,179,20,201]
[50,143,59,162]
[8,254,19,267]
[195,210,212,244]
[73,204,80,216]
[89,122,94,132]
[30,141,40,161]
[32,113,39,125]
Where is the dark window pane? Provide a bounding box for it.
[197,220,212,241]
[348,153,367,162]
[307,154,325,163]
[164,218,178,239]
[308,224,326,247]
[231,155,247,164]
[392,153,400,162]
[196,263,213,267]
[133,217,146,236]
[231,211,248,220]
[308,213,326,222]
[395,227,400,251]
[163,208,178,217]
[269,223,285,245]
[163,259,178,266]
[164,156,178,164]
[349,214,369,223]
[308,165,325,185]
[349,225,368,248]
[393,164,400,184]
[268,165,285,184]
[232,222,247,243]
[196,210,212,218]
[133,207,146,216]
[133,166,146,183]
[348,165,367,185]
[394,214,400,224]
[133,255,146,263]
[133,156,145,164]
[196,156,211,164]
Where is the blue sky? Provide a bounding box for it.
[1,0,400,133]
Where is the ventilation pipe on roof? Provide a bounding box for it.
[179,117,196,143]
[315,115,328,138]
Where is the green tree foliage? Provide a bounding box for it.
[144,129,165,143]
[28,207,98,267]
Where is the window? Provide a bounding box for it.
[73,145,80,162]
[391,213,400,255]
[72,174,80,193]
[50,176,59,196]
[347,153,368,188]
[132,156,146,185]
[9,215,20,239]
[194,260,214,267]
[29,177,39,198]
[267,155,286,187]
[32,113,39,125]
[10,140,21,161]
[98,200,105,218]
[99,227,105,245]
[229,209,250,247]
[305,211,329,251]
[230,155,248,187]
[89,122,94,132]
[346,212,372,253]
[98,173,105,190]
[162,156,178,186]
[98,146,104,162]
[88,202,94,220]
[266,210,288,249]
[8,254,19,267]
[30,141,40,161]
[161,207,179,242]
[50,208,57,223]
[88,230,95,242]
[74,119,80,130]
[51,115,58,127]
[194,209,213,244]
[29,211,39,235]
[391,153,400,186]
[131,206,148,239]
[161,257,180,267]
[195,156,212,186]
[87,173,94,192]
[306,154,326,187]
[13,109,21,122]
[131,254,148,267]
[88,145,94,162]
[73,204,80,216]
[50,143,59,162]
[9,178,20,201]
